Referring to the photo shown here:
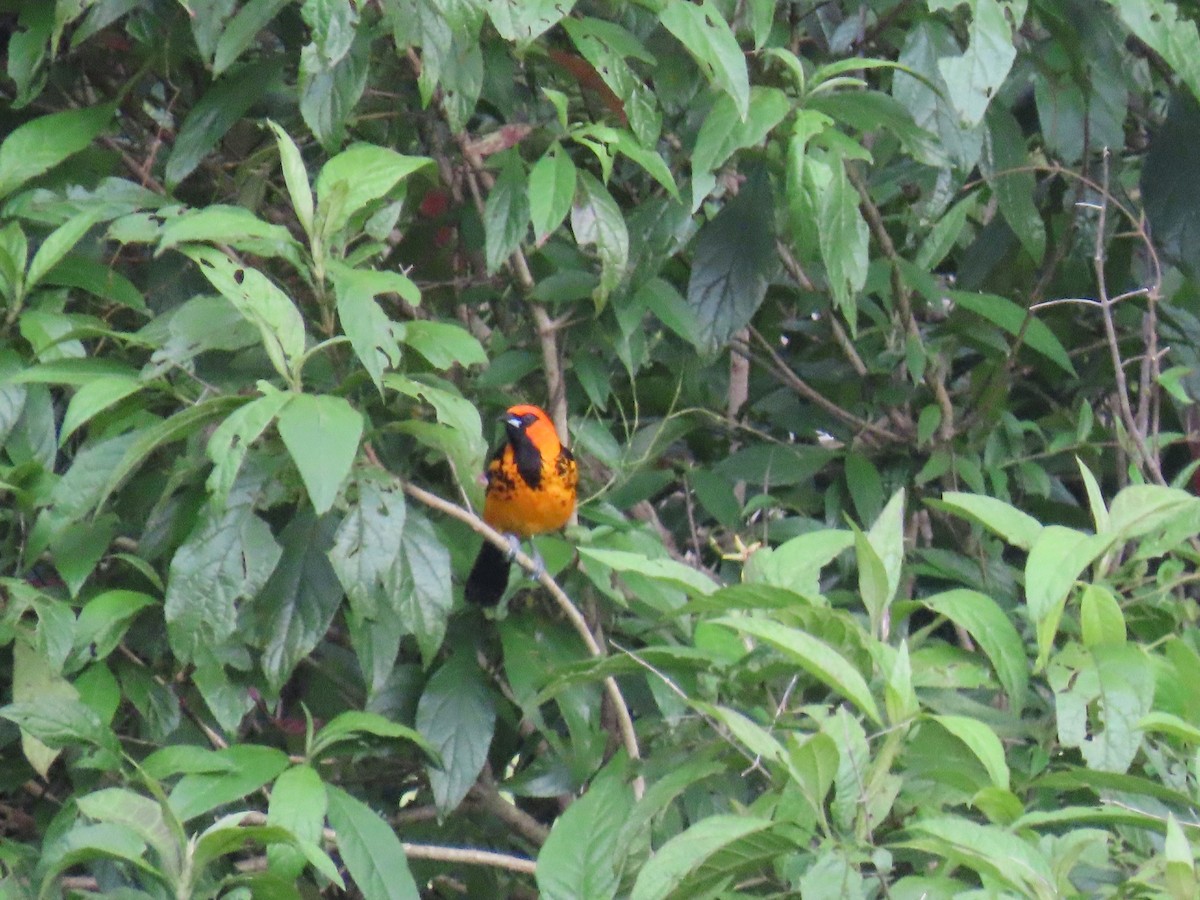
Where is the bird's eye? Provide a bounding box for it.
[521,413,538,426]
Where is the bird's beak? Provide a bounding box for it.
[504,414,523,429]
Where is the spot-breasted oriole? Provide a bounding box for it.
[464,404,577,606]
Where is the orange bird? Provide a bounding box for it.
[465,404,578,606]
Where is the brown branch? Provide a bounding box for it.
[745,328,904,444]
[849,165,953,441]
[398,479,644,799]
[1092,151,1164,485]
[456,136,569,440]
[468,770,552,846]
[241,811,539,876]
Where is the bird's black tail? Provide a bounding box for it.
[465,540,510,606]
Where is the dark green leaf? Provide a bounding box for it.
[254,511,343,693]
[165,59,285,186]
[484,154,530,273]
[686,169,775,350]
[571,171,629,306]
[395,512,453,667]
[163,474,282,663]
[415,651,495,814]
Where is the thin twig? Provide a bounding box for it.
[1092,150,1164,485]
[848,166,954,441]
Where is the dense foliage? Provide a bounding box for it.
[4,0,1200,896]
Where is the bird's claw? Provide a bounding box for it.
[503,533,522,561]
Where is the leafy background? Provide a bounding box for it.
[4,0,1200,896]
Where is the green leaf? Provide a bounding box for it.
[1109,0,1200,105]
[328,478,406,620]
[396,320,486,369]
[537,758,633,900]
[884,641,919,724]
[712,615,882,725]
[46,514,114,598]
[276,393,363,515]
[182,246,307,382]
[951,290,1076,376]
[164,477,282,663]
[168,744,290,822]
[142,745,236,780]
[1026,525,1110,628]
[483,154,530,273]
[1143,91,1200,279]
[266,764,329,882]
[415,651,495,815]
[26,207,106,292]
[9,640,90,777]
[691,87,790,208]
[1165,813,1198,899]
[855,527,890,640]
[865,488,905,616]
[299,12,369,149]
[1139,710,1200,745]
[311,710,437,761]
[935,0,1017,127]
[1107,484,1199,541]
[255,512,342,693]
[571,171,629,307]
[659,1,749,119]
[158,204,303,264]
[1,690,121,759]
[37,823,159,894]
[687,168,775,350]
[984,107,1045,261]
[206,389,291,505]
[936,490,1044,550]
[818,158,869,321]
[267,119,315,237]
[213,0,291,75]
[331,263,408,393]
[578,547,719,596]
[165,59,285,186]
[561,17,661,146]
[1080,583,1126,647]
[929,714,1010,790]
[0,104,114,200]
[743,529,854,597]
[905,816,1054,896]
[922,589,1028,713]
[325,784,420,899]
[915,194,977,270]
[394,511,453,667]
[73,590,156,663]
[629,815,774,900]
[487,0,575,43]
[529,144,578,241]
[59,374,143,444]
[315,144,433,236]
[1048,643,1154,774]
[96,396,244,513]
[77,788,180,878]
